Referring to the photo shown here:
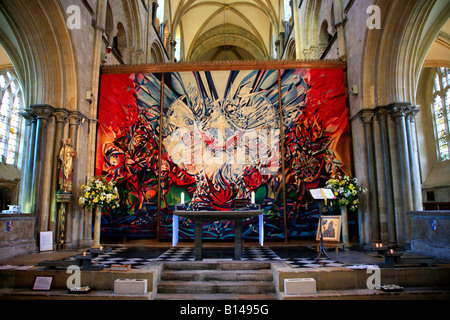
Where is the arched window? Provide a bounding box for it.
[0,70,23,165]
[432,67,450,161]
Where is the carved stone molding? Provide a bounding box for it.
[19,109,37,126]
[68,111,88,126]
[389,102,412,118]
[358,110,375,124]
[29,104,55,121]
[374,106,390,121]
[54,109,69,123]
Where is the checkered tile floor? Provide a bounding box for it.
[0,247,350,270]
[154,247,282,262]
[85,247,348,269]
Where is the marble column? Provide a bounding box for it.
[359,110,380,244]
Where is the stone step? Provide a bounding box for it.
[161,269,274,282]
[154,293,278,300]
[162,261,272,271]
[157,280,276,295]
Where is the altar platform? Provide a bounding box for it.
[0,242,449,301]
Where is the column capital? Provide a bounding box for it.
[29,104,55,120]
[19,109,37,126]
[374,106,390,121]
[358,110,375,124]
[406,105,420,121]
[54,108,70,123]
[389,102,412,118]
[68,111,88,126]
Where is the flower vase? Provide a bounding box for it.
[341,206,350,249]
[92,205,103,248]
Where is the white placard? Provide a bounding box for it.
[40,231,53,252]
[309,188,335,200]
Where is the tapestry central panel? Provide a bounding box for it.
[96,67,352,241]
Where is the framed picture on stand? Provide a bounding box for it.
[316,216,341,242]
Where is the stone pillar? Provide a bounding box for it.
[359,110,380,244]
[30,105,55,232]
[65,112,83,248]
[390,103,414,246]
[292,0,302,59]
[333,0,346,60]
[406,106,422,211]
[50,109,69,239]
[375,107,396,245]
[386,108,404,246]
[19,110,37,214]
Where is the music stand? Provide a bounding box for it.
[309,188,335,262]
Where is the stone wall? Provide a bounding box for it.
[409,211,450,261]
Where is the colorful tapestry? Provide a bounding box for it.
[96,68,351,240]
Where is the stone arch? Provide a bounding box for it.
[0,0,78,110]
[188,24,267,61]
[362,0,450,109]
[150,40,165,63]
[284,37,297,60]
[301,0,323,59]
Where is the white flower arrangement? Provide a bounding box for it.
[326,174,367,211]
[78,176,120,209]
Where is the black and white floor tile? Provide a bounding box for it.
[87,247,347,269]
[283,257,347,268]
[0,246,350,270]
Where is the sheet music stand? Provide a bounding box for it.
[309,188,336,262]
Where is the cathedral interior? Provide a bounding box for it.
[0,0,449,302]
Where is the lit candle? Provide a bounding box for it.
[251,192,255,204]
[380,243,383,248]
[181,192,185,205]
[83,252,87,256]
[390,249,394,254]
[99,246,103,251]
[375,243,379,248]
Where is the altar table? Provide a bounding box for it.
[173,211,264,261]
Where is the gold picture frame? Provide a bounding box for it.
[316,216,341,242]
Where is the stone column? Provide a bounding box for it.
[292,0,302,59]
[406,106,422,211]
[65,112,83,248]
[333,0,347,60]
[50,109,69,239]
[375,107,396,245]
[390,103,414,246]
[30,105,55,232]
[359,110,380,244]
[19,110,37,214]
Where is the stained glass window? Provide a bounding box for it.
[0,71,23,165]
[432,67,450,162]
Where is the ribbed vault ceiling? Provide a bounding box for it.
[165,0,284,61]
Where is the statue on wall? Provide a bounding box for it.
[59,138,76,193]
